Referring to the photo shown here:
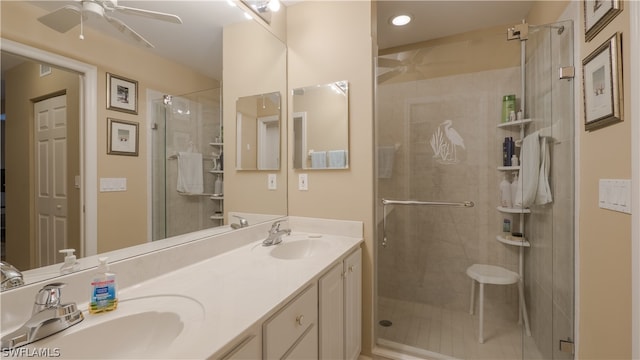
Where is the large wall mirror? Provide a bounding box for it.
[236,92,281,170]
[1,0,287,289]
[292,81,349,169]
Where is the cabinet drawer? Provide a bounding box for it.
[264,284,318,359]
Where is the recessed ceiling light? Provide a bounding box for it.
[390,14,411,26]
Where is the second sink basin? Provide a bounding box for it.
[269,238,330,260]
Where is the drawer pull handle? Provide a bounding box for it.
[296,315,304,326]
[349,265,356,272]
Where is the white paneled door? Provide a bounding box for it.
[34,94,68,267]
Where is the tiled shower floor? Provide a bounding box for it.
[377,296,543,360]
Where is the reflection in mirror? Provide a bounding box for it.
[235,92,281,170]
[0,0,287,289]
[292,81,349,170]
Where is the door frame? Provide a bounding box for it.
[630,1,640,357]
[2,39,98,257]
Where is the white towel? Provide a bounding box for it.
[328,150,347,168]
[514,131,553,208]
[535,136,553,205]
[177,152,203,194]
[310,151,327,168]
[514,132,540,208]
[378,146,395,178]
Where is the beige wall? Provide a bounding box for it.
[576,3,633,359]
[1,1,217,254]
[286,1,375,354]
[4,63,80,270]
[223,19,288,217]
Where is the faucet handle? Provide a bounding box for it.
[33,282,66,314]
[269,219,287,232]
[232,215,249,227]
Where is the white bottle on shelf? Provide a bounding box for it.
[214,175,223,196]
[511,173,519,206]
[500,175,512,208]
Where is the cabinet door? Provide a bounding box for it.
[344,248,362,360]
[217,333,261,360]
[284,324,318,360]
[318,262,344,359]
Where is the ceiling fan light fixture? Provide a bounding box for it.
[390,14,411,27]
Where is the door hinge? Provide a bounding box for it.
[559,338,574,354]
[559,66,575,80]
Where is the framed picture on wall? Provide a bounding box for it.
[107,73,138,114]
[108,118,139,156]
[583,0,622,42]
[582,32,623,131]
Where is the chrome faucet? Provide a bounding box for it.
[1,282,83,350]
[1,261,24,291]
[230,215,249,229]
[263,219,291,246]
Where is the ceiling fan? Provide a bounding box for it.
[37,0,183,48]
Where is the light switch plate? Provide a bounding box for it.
[100,178,127,192]
[298,174,308,191]
[268,174,277,190]
[599,179,631,214]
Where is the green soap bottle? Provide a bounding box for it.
[89,257,118,314]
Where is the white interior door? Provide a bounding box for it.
[34,94,67,267]
[257,115,279,170]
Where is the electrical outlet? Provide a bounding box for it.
[268,174,277,190]
[298,174,308,191]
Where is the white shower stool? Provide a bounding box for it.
[466,264,522,344]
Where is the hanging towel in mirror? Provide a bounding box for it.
[535,136,552,205]
[177,152,203,194]
[514,131,540,208]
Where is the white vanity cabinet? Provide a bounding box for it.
[318,247,362,360]
[216,329,262,360]
[263,283,319,359]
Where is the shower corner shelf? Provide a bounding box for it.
[496,235,530,247]
[497,118,532,128]
[209,142,223,146]
[497,206,531,214]
[209,169,224,174]
[210,214,224,220]
[210,195,224,200]
[498,166,521,171]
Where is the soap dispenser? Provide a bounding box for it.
[59,249,78,275]
[89,257,118,314]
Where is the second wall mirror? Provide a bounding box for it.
[292,80,349,170]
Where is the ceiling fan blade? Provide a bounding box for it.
[377,68,403,84]
[113,5,183,24]
[38,5,81,33]
[378,57,404,68]
[104,14,154,48]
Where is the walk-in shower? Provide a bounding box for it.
[150,88,223,241]
[375,19,574,359]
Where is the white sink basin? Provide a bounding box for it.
[26,294,205,358]
[269,238,330,260]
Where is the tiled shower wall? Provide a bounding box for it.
[377,67,523,321]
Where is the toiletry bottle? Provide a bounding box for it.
[214,175,223,195]
[59,249,78,275]
[500,175,512,208]
[90,257,118,314]
[501,95,516,123]
[511,154,519,167]
[503,138,509,166]
[503,218,511,234]
[511,173,520,207]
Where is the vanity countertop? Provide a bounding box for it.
[5,221,362,359]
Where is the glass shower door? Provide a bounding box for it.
[375,19,574,360]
